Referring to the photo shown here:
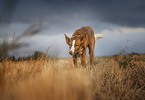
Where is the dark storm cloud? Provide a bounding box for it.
[94,0,145,27]
[0,0,145,27]
[0,0,19,23]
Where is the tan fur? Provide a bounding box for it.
[65,26,101,68]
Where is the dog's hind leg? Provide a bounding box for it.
[89,49,94,67]
[88,44,95,68]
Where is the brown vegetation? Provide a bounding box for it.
[0,55,145,100]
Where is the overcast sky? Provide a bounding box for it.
[0,0,145,58]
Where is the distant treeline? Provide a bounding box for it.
[1,51,142,62]
[0,51,51,62]
[112,52,140,57]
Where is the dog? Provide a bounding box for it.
[64,26,103,67]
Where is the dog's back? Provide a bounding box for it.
[72,26,94,41]
[72,26,95,48]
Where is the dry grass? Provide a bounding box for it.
[0,55,145,100]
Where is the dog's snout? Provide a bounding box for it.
[69,50,73,55]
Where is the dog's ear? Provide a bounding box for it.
[64,34,71,44]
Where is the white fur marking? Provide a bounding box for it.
[70,40,75,54]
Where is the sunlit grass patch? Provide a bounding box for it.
[0,55,145,100]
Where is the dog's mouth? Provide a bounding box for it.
[69,47,83,57]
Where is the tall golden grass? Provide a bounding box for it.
[0,55,145,100]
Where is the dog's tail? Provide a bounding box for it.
[94,34,103,41]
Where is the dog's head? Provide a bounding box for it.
[64,34,86,56]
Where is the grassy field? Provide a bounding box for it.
[0,54,145,100]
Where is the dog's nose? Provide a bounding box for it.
[69,50,73,55]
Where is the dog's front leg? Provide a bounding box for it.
[81,48,86,67]
[73,55,78,67]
